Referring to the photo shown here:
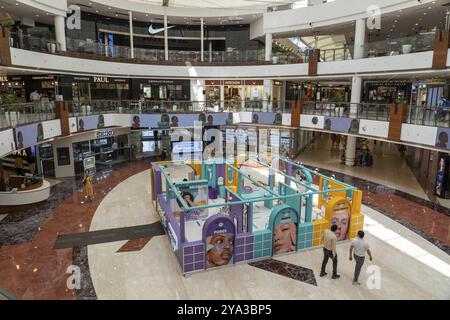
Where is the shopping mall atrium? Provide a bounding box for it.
[0,0,450,301]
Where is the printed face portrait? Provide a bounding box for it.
[437,132,448,148]
[161,114,170,124]
[17,131,23,148]
[206,233,234,267]
[132,116,140,128]
[325,119,332,130]
[97,115,104,128]
[273,222,297,254]
[330,200,350,241]
[171,116,178,127]
[273,113,282,125]
[198,113,206,123]
[207,115,214,125]
[78,119,84,131]
[252,114,259,123]
[37,123,44,142]
[439,158,445,171]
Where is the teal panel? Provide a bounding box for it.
[254,250,262,259]
[263,248,272,257]
[263,232,272,241]
[254,242,262,251]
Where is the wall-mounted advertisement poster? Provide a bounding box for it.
[435,128,450,150]
[272,206,298,255]
[77,115,103,132]
[251,112,283,125]
[435,153,449,198]
[14,123,43,149]
[324,116,359,134]
[204,216,235,269]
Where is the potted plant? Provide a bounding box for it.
[4,93,17,105]
[46,31,56,53]
[402,33,413,54]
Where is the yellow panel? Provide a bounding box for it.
[351,190,363,215]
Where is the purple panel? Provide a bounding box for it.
[245,243,253,252]
[235,237,245,246]
[157,194,181,242]
[195,244,204,253]
[194,262,204,270]
[285,162,293,186]
[194,253,204,262]
[184,254,194,264]
[245,235,254,244]
[216,163,226,181]
[234,245,245,255]
[184,263,194,273]
[235,254,244,262]
[244,252,253,260]
[184,246,193,255]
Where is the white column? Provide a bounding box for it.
[265,33,272,62]
[164,15,169,61]
[54,15,66,51]
[209,40,212,62]
[345,135,357,166]
[353,18,366,59]
[200,17,204,62]
[129,11,134,59]
[220,84,225,111]
[350,75,362,116]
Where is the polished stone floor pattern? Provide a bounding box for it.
[54,222,165,249]
[1,152,450,299]
[297,136,450,251]
[248,258,317,286]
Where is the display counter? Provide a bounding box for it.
[0,179,51,206]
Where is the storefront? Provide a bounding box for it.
[58,75,131,102]
[131,79,190,101]
[364,81,412,104]
[205,80,222,107]
[72,129,131,176]
[411,79,448,107]
[0,76,27,104]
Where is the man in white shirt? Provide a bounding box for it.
[349,230,373,285]
[320,224,340,279]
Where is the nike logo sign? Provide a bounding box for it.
[148,24,175,34]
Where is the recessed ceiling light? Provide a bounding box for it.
[115,14,118,16]
[394,20,398,23]
[415,23,418,26]
[95,10,99,13]
[108,7,111,10]
[424,12,427,15]
[145,14,148,17]
[36,14,39,17]
[428,7,431,9]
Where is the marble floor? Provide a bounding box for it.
[1,154,450,299]
[296,134,450,250]
[297,135,429,200]
[87,170,450,299]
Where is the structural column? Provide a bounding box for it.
[54,15,66,51]
[353,18,366,59]
[200,17,204,62]
[265,33,272,62]
[164,15,169,61]
[345,18,366,166]
[129,11,134,59]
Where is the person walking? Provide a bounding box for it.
[83,171,93,201]
[14,156,24,176]
[349,230,373,285]
[320,224,340,279]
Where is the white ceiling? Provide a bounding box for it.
[128,0,294,9]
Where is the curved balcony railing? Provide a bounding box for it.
[302,101,392,121]
[2,99,449,132]
[8,31,436,66]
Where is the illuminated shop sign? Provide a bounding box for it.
[0,76,7,82]
[93,76,110,83]
[96,130,114,138]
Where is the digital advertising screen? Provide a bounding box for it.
[172,141,203,154]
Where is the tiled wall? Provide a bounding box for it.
[312,219,329,247]
[235,233,254,263]
[348,213,365,239]
[297,222,313,250]
[253,230,273,259]
[182,242,205,273]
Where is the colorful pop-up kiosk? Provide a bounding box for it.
[150,156,364,275]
